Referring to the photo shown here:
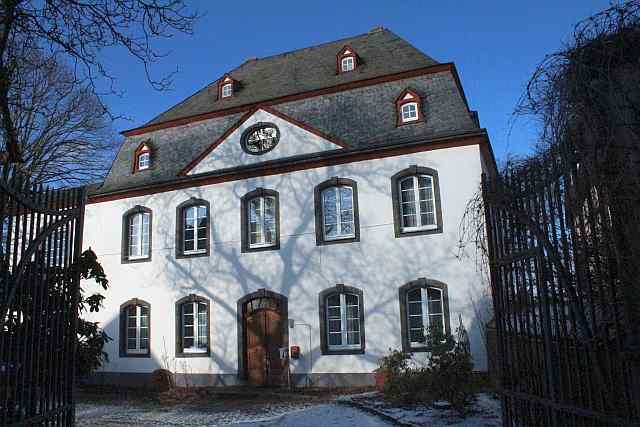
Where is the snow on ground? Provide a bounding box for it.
[339,392,502,427]
[75,401,391,426]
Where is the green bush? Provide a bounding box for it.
[381,317,474,413]
[376,348,412,376]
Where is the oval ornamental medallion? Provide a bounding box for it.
[241,123,280,155]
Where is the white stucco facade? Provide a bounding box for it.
[82,141,490,386]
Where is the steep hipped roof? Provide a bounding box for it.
[145,28,438,127]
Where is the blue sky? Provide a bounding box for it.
[102,0,612,162]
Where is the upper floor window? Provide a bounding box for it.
[336,45,358,74]
[221,83,233,98]
[341,56,355,72]
[399,278,450,352]
[240,122,280,155]
[241,188,280,253]
[218,74,235,99]
[119,299,151,357]
[176,198,210,258]
[391,166,443,238]
[395,89,423,126]
[314,178,360,245]
[138,152,150,170]
[121,206,152,263]
[133,141,153,173]
[175,295,210,357]
[319,285,365,355]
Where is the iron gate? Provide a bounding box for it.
[482,147,640,426]
[0,173,86,426]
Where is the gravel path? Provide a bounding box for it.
[75,402,392,426]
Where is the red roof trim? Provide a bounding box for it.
[179,106,348,176]
[121,63,457,137]
[89,133,490,204]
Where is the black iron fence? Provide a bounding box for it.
[0,172,86,426]
[483,145,640,426]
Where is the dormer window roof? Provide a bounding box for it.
[337,45,358,74]
[218,74,236,99]
[395,89,424,126]
[133,140,153,173]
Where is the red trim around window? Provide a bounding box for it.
[132,141,153,173]
[336,45,358,74]
[395,88,424,127]
[218,74,236,100]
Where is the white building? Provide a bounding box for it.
[83,28,496,387]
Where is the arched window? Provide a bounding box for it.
[399,278,451,352]
[175,295,210,357]
[314,178,360,245]
[119,299,151,357]
[133,140,153,172]
[121,206,152,263]
[391,166,443,237]
[241,188,280,252]
[395,88,423,126]
[176,198,210,258]
[319,285,365,355]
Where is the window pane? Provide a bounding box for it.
[127,338,137,350]
[408,301,422,316]
[183,326,194,337]
[345,294,358,306]
[140,328,149,339]
[329,333,342,346]
[328,306,340,318]
[347,318,360,332]
[410,329,425,343]
[140,338,149,350]
[182,303,193,315]
[327,294,340,307]
[409,315,424,329]
[347,332,360,345]
[184,337,194,349]
[400,178,414,191]
[328,319,342,333]
[184,240,194,252]
[324,224,337,237]
[339,187,353,209]
[430,315,444,333]
[427,288,442,301]
[402,214,417,228]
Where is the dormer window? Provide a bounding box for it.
[221,83,233,98]
[396,89,424,126]
[133,141,152,173]
[337,46,358,74]
[341,56,354,73]
[218,74,236,99]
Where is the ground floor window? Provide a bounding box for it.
[319,285,365,355]
[175,295,210,356]
[119,299,150,357]
[399,278,450,352]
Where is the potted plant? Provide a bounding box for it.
[375,349,411,391]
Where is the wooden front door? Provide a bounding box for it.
[244,298,285,386]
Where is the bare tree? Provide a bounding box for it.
[0,0,198,164]
[3,45,116,185]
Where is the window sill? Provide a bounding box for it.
[176,350,210,358]
[395,226,442,238]
[120,352,151,358]
[122,255,151,264]
[317,234,360,246]
[176,250,209,259]
[322,347,365,356]
[242,243,280,253]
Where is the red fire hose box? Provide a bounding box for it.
[290,345,301,359]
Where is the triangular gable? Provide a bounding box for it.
[181,107,346,176]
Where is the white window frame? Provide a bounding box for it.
[128,212,150,260]
[399,175,437,232]
[125,304,150,355]
[183,205,207,255]
[181,301,208,354]
[321,186,355,241]
[221,83,233,98]
[401,102,419,123]
[407,287,444,348]
[248,196,276,248]
[326,293,361,351]
[341,56,355,72]
[137,152,150,170]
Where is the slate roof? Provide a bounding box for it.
[94,29,481,196]
[146,28,438,126]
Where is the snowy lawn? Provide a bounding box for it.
[338,391,502,427]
